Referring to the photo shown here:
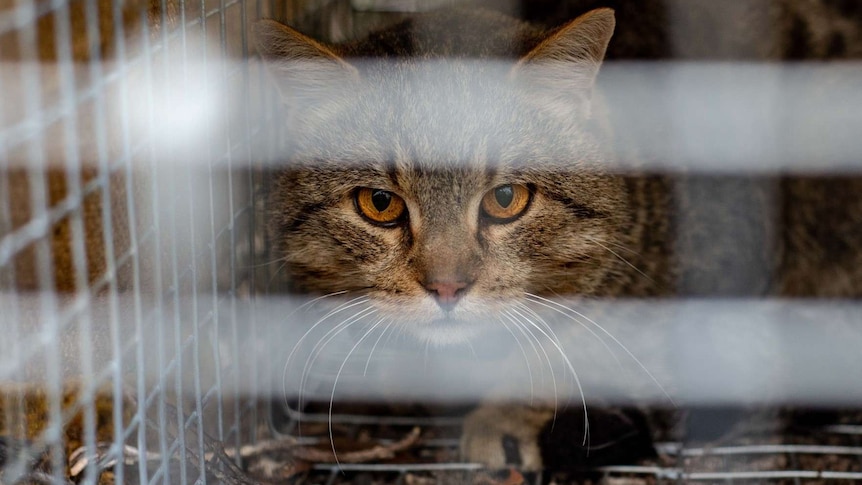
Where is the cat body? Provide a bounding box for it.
[256,8,670,468]
[256,1,862,471]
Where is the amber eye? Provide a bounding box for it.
[480,184,531,222]
[355,188,407,226]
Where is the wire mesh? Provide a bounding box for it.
[0,0,278,482]
[268,405,862,484]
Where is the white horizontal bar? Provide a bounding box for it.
[2,61,862,173]
[3,294,862,406]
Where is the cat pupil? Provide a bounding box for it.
[495,185,514,208]
[371,190,392,212]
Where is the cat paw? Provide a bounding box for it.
[462,404,659,471]
[460,404,554,471]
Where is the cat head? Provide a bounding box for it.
[256,9,629,344]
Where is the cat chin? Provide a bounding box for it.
[408,318,494,346]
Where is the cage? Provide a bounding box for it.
[2,0,862,484]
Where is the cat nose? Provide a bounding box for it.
[424,280,469,311]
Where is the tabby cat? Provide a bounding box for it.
[255,0,862,471]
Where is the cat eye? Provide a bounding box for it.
[480,184,531,223]
[355,188,407,226]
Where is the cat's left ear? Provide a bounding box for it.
[511,8,615,117]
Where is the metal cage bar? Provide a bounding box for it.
[1,0,274,479]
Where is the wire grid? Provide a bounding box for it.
[0,0,319,482]
[272,406,862,485]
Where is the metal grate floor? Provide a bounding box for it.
[270,405,862,485]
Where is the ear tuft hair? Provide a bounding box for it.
[511,8,616,117]
[253,19,359,105]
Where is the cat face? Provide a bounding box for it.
[258,9,629,343]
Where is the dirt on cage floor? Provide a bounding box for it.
[3,391,862,484]
[255,404,862,485]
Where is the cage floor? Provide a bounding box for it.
[263,405,862,485]
[3,391,862,483]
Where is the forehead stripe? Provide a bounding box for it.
[548,194,605,219]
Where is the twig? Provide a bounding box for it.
[291,426,422,464]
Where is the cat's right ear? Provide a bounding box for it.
[253,20,359,106]
[510,8,615,118]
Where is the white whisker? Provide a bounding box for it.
[501,309,558,425]
[364,319,394,376]
[584,236,654,283]
[296,290,351,312]
[496,316,536,405]
[297,306,377,415]
[247,256,290,269]
[510,307,590,446]
[383,317,403,349]
[329,319,384,470]
[582,235,642,257]
[282,295,370,411]
[465,338,479,361]
[511,302,579,390]
[525,292,675,407]
[285,295,370,375]
[516,299,624,374]
[500,310,546,385]
[512,302,562,346]
[267,260,288,286]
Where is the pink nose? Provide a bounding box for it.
[424,280,469,310]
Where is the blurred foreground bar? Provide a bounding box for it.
[2,61,861,173]
[3,294,861,406]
